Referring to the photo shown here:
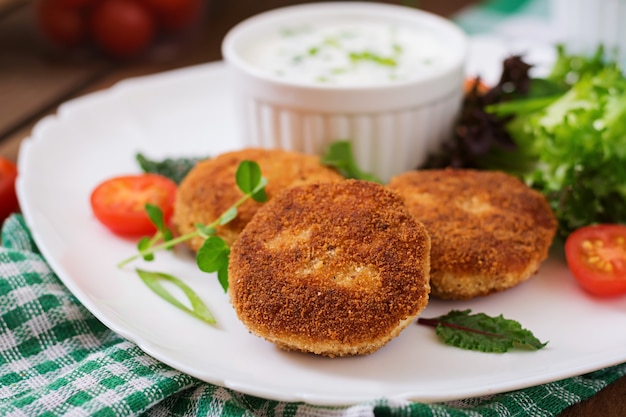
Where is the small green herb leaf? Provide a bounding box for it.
[236,160,263,194]
[217,263,229,293]
[418,309,547,353]
[145,204,165,230]
[321,141,382,183]
[196,236,230,274]
[137,237,154,261]
[251,177,268,202]
[136,268,215,324]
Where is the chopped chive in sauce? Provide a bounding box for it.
[349,51,398,67]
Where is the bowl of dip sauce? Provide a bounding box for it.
[222,2,468,182]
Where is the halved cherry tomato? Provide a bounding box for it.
[564,224,626,297]
[0,158,19,224]
[90,174,177,236]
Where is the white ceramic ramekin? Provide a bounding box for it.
[222,2,468,182]
[550,0,626,68]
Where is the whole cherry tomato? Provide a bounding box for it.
[0,158,19,225]
[90,174,177,236]
[36,0,88,47]
[139,0,202,32]
[565,224,626,297]
[89,0,156,58]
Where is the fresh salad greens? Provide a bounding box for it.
[546,44,609,89]
[418,309,547,353]
[483,46,626,239]
[430,46,626,239]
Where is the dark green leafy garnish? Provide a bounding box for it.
[321,141,382,183]
[136,153,208,184]
[418,309,548,353]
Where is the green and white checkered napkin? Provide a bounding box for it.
[1,212,626,417]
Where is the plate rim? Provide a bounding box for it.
[15,46,626,406]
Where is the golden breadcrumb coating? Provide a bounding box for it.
[388,169,557,300]
[228,180,431,357]
[173,148,343,250]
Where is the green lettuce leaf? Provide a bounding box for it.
[485,49,626,238]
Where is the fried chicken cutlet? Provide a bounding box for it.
[388,169,557,300]
[228,180,431,357]
[173,148,343,251]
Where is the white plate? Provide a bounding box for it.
[16,41,626,406]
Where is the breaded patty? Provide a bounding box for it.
[388,169,557,300]
[173,148,343,250]
[228,180,431,357]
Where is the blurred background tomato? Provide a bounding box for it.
[35,0,205,59]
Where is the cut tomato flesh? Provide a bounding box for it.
[565,224,626,297]
[90,174,177,236]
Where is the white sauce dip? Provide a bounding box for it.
[242,18,453,86]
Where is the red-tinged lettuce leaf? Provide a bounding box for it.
[422,56,533,169]
[418,309,548,353]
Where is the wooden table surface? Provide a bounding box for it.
[1,1,624,415]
